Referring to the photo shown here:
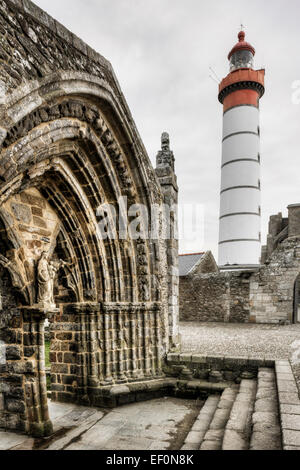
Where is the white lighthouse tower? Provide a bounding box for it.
[218,30,265,267]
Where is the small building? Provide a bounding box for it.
[179,252,220,322]
[179,252,219,277]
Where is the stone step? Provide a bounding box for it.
[222,379,257,450]
[250,368,282,450]
[181,395,221,450]
[199,386,238,450]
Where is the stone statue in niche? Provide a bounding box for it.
[37,252,67,308]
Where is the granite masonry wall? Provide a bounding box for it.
[179,271,251,323]
[250,237,300,324]
[180,236,300,325]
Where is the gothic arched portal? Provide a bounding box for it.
[0,0,179,434]
[293,275,300,324]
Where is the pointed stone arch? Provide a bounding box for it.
[0,0,179,437]
[0,76,172,436]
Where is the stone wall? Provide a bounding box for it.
[250,237,300,324]
[288,205,300,238]
[180,236,300,325]
[179,271,251,323]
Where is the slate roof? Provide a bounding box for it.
[178,253,205,276]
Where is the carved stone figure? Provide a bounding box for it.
[156,132,175,170]
[37,252,52,307]
[37,252,66,308]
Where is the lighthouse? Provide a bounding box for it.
[218,30,265,267]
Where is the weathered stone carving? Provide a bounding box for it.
[2,100,136,198]
[0,252,31,304]
[136,239,150,302]
[37,252,66,308]
[156,132,175,170]
[0,1,108,93]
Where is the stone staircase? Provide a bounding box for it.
[181,368,284,450]
[200,387,238,450]
[181,395,221,450]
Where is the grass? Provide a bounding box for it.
[45,340,51,368]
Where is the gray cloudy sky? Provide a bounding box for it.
[35,0,300,258]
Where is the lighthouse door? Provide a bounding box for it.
[293,276,300,324]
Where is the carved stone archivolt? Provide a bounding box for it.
[1,100,136,199]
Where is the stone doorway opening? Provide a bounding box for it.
[293,275,300,324]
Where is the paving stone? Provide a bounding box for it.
[252,411,278,427]
[255,398,278,413]
[276,373,295,381]
[258,379,275,388]
[223,429,248,450]
[191,355,206,364]
[278,392,300,405]
[250,369,282,450]
[192,419,211,432]
[200,440,221,450]
[182,394,220,450]
[226,402,252,432]
[200,388,237,450]
[222,380,256,450]
[281,414,300,431]
[276,366,293,374]
[282,429,300,447]
[210,408,231,430]
[250,431,281,450]
[102,436,154,450]
[184,430,205,445]
[47,410,105,450]
[253,422,281,435]
[277,380,299,394]
[256,389,278,400]
[280,404,300,415]
[65,442,103,451]
[204,429,224,441]
[181,443,199,450]
[218,399,237,410]
[0,432,31,450]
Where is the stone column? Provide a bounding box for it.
[155,133,180,350]
[0,306,53,437]
[22,307,53,437]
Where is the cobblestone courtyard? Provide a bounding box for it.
[180,322,300,359]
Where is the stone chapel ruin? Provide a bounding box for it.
[0,0,179,437]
